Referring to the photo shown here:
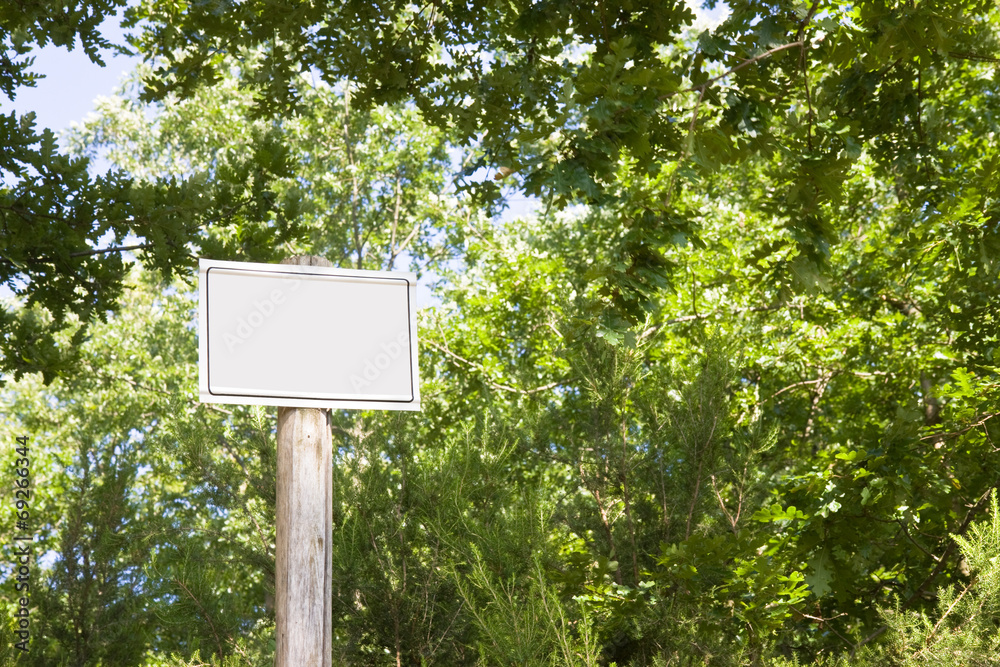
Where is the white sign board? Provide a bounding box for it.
[198,259,420,411]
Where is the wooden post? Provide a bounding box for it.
[275,255,333,667]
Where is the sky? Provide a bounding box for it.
[3,10,140,141]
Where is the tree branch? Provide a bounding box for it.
[854,481,1000,653]
[660,42,805,102]
[174,577,225,658]
[1,243,151,267]
[766,377,828,402]
[920,412,1000,443]
[69,243,150,258]
[918,574,979,655]
[948,51,1000,64]
[423,337,566,395]
[710,473,738,533]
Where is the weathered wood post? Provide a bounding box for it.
[275,255,333,667]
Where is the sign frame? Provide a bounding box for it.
[198,258,420,411]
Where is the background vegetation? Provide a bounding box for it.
[2,0,999,664]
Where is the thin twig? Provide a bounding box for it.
[659,304,786,328]
[174,577,225,657]
[920,412,1000,442]
[69,243,150,258]
[792,606,851,645]
[621,419,640,584]
[423,337,565,395]
[427,600,464,659]
[685,415,718,539]
[217,436,273,557]
[898,520,940,563]
[99,370,233,416]
[660,41,804,207]
[948,51,1000,64]
[799,40,815,149]
[389,172,403,270]
[917,575,979,656]
[803,371,831,441]
[580,462,622,585]
[1,242,152,266]
[795,0,822,150]
[659,42,805,102]
[710,474,738,533]
[855,482,1000,653]
[766,377,826,402]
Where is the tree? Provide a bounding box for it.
[1,50,473,666]
[1,268,275,665]
[2,0,136,383]
[127,0,1000,315]
[68,60,465,275]
[5,1,1000,665]
[1,2,307,383]
[7,0,999,384]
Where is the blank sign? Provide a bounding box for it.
[198,259,420,410]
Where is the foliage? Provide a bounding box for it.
[0,271,276,665]
[68,59,465,274]
[2,7,297,383]
[127,0,1000,315]
[8,0,1000,380]
[875,491,1000,665]
[3,0,1000,665]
